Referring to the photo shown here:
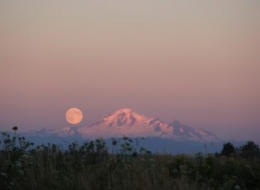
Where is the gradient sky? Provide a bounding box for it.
[1,1,260,142]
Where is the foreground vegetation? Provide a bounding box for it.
[1,127,260,190]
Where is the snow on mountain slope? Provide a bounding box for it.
[89,108,150,127]
[77,108,216,141]
[78,108,171,138]
[55,126,77,136]
[168,120,218,141]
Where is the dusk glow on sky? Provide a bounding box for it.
[0,1,260,142]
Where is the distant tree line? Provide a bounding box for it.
[220,141,260,159]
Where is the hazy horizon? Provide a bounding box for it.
[1,1,260,142]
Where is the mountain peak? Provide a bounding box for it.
[103,108,149,127]
[116,108,134,113]
[113,108,135,116]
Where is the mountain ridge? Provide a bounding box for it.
[25,108,218,142]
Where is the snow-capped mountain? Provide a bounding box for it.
[25,108,217,142]
[78,108,171,138]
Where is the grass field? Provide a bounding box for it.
[1,129,260,190]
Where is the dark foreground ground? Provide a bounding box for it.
[1,131,260,190]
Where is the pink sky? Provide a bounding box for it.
[0,1,260,141]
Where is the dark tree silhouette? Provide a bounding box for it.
[221,142,236,157]
[239,141,260,159]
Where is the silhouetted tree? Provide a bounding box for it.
[238,141,260,159]
[221,142,236,157]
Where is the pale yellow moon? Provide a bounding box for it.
[65,108,83,124]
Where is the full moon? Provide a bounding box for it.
[65,108,83,124]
